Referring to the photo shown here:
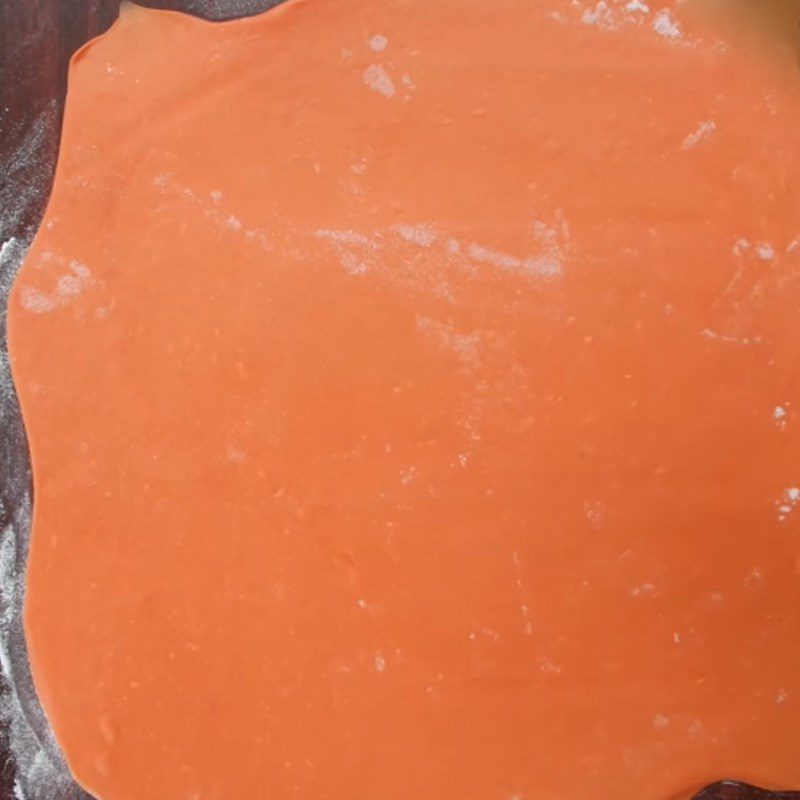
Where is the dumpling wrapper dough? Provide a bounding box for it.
[8,1,800,798]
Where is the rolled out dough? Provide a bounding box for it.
[8,1,800,798]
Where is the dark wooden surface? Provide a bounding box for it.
[0,1,799,798]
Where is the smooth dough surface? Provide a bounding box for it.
[9,1,800,799]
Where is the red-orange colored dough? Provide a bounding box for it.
[8,2,800,799]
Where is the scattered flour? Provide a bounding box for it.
[571,0,688,43]
[732,238,751,256]
[776,487,800,522]
[19,258,94,315]
[1,102,117,800]
[416,316,482,369]
[582,1,617,30]
[687,719,706,738]
[570,0,690,43]
[314,229,372,246]
[369,34,388,52]
[466,243,524,271]
[392,223,438,248]
[701,328,762,346]
[681,120,716,150]
[531,218,569,277]
[757,243,775,261]
[744,566,763,587]
[538,658,562,675]
[153,174,271,251]
[510,550,534,637]
[18,289,56,314]
[652,8,681,39]
[314,229,376,275]
[311,215,570,284]
[464,218,567,280]
[583,500,606,531]
[362,64,396,98]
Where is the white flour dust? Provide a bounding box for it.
[556,0,696,45]
[1,239,87,800]
[362,63,396,98]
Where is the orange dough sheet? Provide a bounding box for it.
[8,1,800,799]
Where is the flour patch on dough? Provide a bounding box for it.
[567,0,689,44]
[19,288,57,314]
[538,658,562,675]
[681,120,716,150]
[584,500,606,531]
[19,258,94,314]
[465,233,564,280]
[416,316,482,369]
[392,224,438,248]
[776,487,800,522]
[531,218,569,277]
[732,238,751,256]
[701,328,762,346]
[744,566,763,587]
[363,64,396,98]
[316,229,373,247]
[457,215,570,280]
[153,175,271,251]
[314,228,377,275]
[466,243,523,272]
[311,217,569,283]
[369,34,388,52]
[573,0,648,31]
[652,9,681,40]
[757,243,776,261]
[582,1,618,30]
